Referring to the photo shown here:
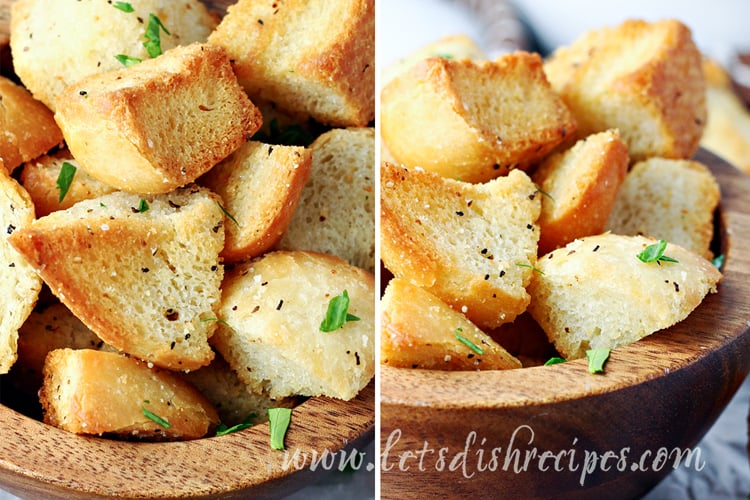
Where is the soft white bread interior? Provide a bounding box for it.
[10,0,218,111]
[380,162,541,329]
[527,233,722,359]
[40,348,219,440]
[0,165,42,374]
[8,186,225,371]
[277,127,375,271]
[211,250,374,400]
[200,141,312,263]
[606,157,720,259]
[54,42,262,194]
[381,278,521,371]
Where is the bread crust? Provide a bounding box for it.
[528,233,722,359]
[0,166,42,374]
[211,250,375,400]
[40,349,219,440]
[54,43,262,194]
[10,0,218,111]
[381,278,521,370]
[209,0,374,127]
[380,163,541,329]
[0,76,63,172]
[381,52,576,183]
[533,130,629,254]
[200,141,312,263]
[543,19,706,161]
[8,186,225,371]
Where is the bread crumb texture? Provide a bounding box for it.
[527,233,721,359]
[8,186,225,371]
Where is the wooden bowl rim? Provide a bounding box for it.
[381,149,750,410]
[0,379,374,498]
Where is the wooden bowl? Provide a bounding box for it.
[0,382,374,499]
[380,149,750,499]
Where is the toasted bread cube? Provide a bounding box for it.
[543,19,706,161]
[0,165,42,374]
[20,150,117,217]
[381,34,488,88]
[527,234,722,359]
[54,43,262,194]
[277,128,375,272]
[532,130,629,254]
[211,251,374,400]
[40,349,219,440]
[12,303,111,392]
[381,52,576,183]
[9,186,225,371]
[606,158,720,259]
[380,163,541,329]
[209,0,374,127]
[10,0,218,111]
[182,354,297,427]
[0,76,63,172]
[381,279,521,371]
[200,141,312,263]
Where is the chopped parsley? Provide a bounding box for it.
[454,327,484,355]
[200,317,230,327]
[544,356,566,366]
[586,348,611,374]
[57,162,77,203]
[115,54,142,67]
[434,53,454,59]
[142,405,171,429]
[138,198,150,212]
[217,202,239,226]
[215,413,257,436]
[636,239,679,264]
[712,253,725,270]
[516,262,544,274]
[319,290,360,332]
[143,13,171,58]
[268,407,292,450]
[113,1,135,12]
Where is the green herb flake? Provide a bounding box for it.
[217,202,239,226]
[142,405,171,429]
[319,290,360,332]
[636,239,679,264]
[516,262,544,274]
[544,357,566,366]
[200,317,230,327]
[57,162,77,203]
[268,407,292,450]
[434,53,454,59]
[712,253,725,270]
[143,13,171,58]
[215,413,257,436]
[115,54,142,67]
[454,327,484,355]
[138,198,149,212]
[113,1,135,12]
[586,348,611,374]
